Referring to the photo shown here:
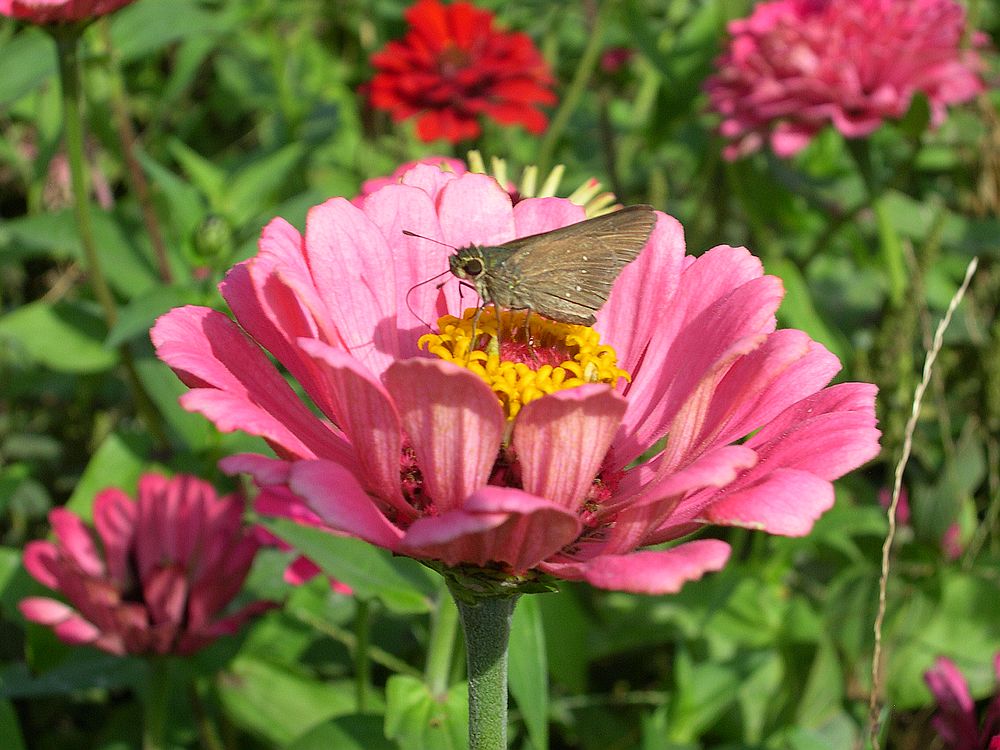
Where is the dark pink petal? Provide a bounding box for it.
[401,486,581,572]
[925,656,979,749]
[143,566,189,627]
[298,338,410,516]
[289,460,406,552]
[543,539,731,594]
[92,487,136,585]
[513,384,626,509]
[220,453,292,486]
[48,508,104,578]
[303,198,401,376]
[702,468,834,536]
[22,541,60,589]
[384,358,505,514]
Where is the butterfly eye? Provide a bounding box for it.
[462,258,484,276]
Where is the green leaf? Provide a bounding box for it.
[795,638,844,728]
[224,143,308,226]
[385,674,468,750]
[108,0,227,62]
[265,519,435,614]
[0,300,117,373]
[509,595,548,750]
[874,195,909,307]
[766,258,849,364]
[133,353,215,451]
[538,587,589,693]
[105,284,201,349]
[168,138,228,210]
[0,699,26,750]
[65,429,153,520]
[286,715,395,750]
[0,29,54,106]
[217,655,357,746]
[0,653,143,698]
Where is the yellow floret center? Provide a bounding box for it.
[418,307,629,419]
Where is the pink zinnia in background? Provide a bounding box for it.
[925,655,1000,749]
[706,0,986,159]
[19,474,273,656]
[0,0,135,22]
[152,164,879,595]
[365,0,556,143]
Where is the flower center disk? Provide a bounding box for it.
[419,307,629,419]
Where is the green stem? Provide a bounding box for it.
[537,0,609,174]
[354,598,372,713]
[51,25,168,448]
[453,592,519,750]
[188,681,225,750]
[98,19,173,283]
[54,25,118,326]
[142,657,171,750]
[424,585,459,697]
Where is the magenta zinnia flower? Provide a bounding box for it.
[365,0,556,143]
[926,655,1000,749]
[152,164,880,595]
[706,0,986,159]
[0,0,135,22]
[19,474,273,656]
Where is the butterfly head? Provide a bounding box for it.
[449,246,488,283]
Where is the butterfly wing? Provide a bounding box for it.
[489,205,656,325]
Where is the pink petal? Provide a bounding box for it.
[19,598,107,649]
[397,162,464,203]
[436,174,516,250]
[384,358,505,514]
[298,338,410,516]
[597,211,686,375]
[220,453,292,485]
[543,539,731,594]
[303,198,404,376]
[511,198,586,236]
[288,459,405,552]
[513,384,626,509]
[401,486,581,572]
[92,487,137,585]
[22,541,60,589]
[151,307,354,464]
[49,508,104,578]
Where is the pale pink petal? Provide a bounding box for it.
[543,539,731,594]
[397,162,464,203]
[701,468,834,536]
[49,508,104,578]
[219,453,292,486]
[298,338,410,517]
[926,657,979,748]
[303,198,401,376]
[513,384,626,509]
[401,486,581,572]
[384,358,505,514]
[511,198,586,236]
[288,460,406,552]
[436,174,516,250]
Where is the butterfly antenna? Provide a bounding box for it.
[402,229,456,250]
[405,268,453,330]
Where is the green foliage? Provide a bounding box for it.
[1,0,998,747]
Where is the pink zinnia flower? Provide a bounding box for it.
[706,0,986,159]
[352,156,468,207]
[19,474,273,656]
[152,164,880,595]
[926,655,1000,749]
[0,0,135,22]
[365,0,556,143]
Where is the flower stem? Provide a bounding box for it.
[453,592,519,750]
[537,0,610,174]
[424,584,459,697]
[142,657,171,750]
[51,25,168,448]
[54,25,118,326]
[354,598,372,713]
[97,18,173,283]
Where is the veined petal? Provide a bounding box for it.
[511,197,586,236]
[437,173,516,249]
[513,384,626,509]
[384,358,505,514]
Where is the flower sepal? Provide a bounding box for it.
[431,561,559,604]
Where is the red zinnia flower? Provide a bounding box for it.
[0,0,135,22]
[365,0,557,143]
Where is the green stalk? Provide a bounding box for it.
[424,585,459,697]
[537,0,610,174]
[142,657,171,750]
[453,592,519,750]
[51,25,168,447]
[354,598,372,713]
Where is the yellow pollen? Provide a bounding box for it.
[418,307,630,419]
